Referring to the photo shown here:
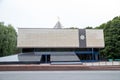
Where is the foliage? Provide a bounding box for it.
[69,27,78,29]
[85,26,93,29]
[95,16,120,59]
[0,22,17,57]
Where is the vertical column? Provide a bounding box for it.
[95,53,98,61]
[45,55,47,63]
[92,48,94,61]
[21,48,23,53]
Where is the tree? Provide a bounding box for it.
[85,26,93,29]
[0,22,17,57]
[69,27,78,29]
[96,16,120,59]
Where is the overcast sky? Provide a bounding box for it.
[0,0,120,30]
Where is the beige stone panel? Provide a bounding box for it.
[86,29,105,48]
[17,28,79,48]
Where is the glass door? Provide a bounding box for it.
[40,54,50,63]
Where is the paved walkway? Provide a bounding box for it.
[0,71,120,80]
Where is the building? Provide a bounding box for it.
[17,22,104,63]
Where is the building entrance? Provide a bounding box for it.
[40,54,50,63]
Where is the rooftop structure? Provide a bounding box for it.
[54,21,63,29]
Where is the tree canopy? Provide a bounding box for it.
[0,22,17,57]
[95,16,120,59]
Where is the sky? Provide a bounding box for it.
[0,0,120,31]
